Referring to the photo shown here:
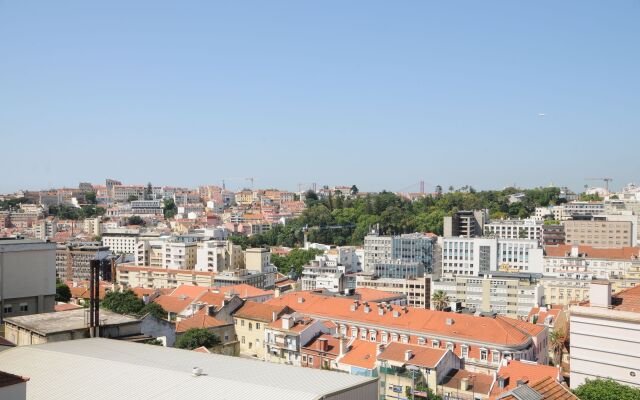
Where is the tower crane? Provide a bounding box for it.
[585,177,613,192]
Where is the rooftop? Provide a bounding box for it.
[545,245,640,260]
[3,309,139,336]
[491,360,562,398]
[0,370,28,388]
[378,342,447,368]
[266,291,538,348]
[0,338,374,400]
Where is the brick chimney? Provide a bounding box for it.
[316,337,328,352]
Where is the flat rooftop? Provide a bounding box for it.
[4,309,138,335]
[0,338,376,400]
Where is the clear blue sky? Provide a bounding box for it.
[1,1,639,193]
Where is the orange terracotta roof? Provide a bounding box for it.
[527,307,562,325]
[0,371,29,388]
[193,346,211,354]
[355,288,405,302]
[117,264,217,277]
[268,316,317,333]
[339,340,378,370]
[266,292,536,347]
[176,314,229,333]
[234,302,287,322]
[491,360,561,398]
[497,317,546,337]
[441,369,494,395]
[170,285,213,299]
[378,342,447,368]
[526,376,578,399]
[215,284,273,299]
[153,295,192,314]
[545,245,640,260]
[54,303,83,312]
[130,287,157,299]
[302,333,341,356]
[581,284,640,313]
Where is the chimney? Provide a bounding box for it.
[589,281,612,308]
[274,286,281,298]
[404,349,413,361]
[460,377,469,391]
[445,318,454,326]
[376,344,384,357]
[282,315,292,330]
[297,297,305,304]
[272,311,277,322]
[339,337,346,356]
[516,379,528,387]
[570,245,579,258]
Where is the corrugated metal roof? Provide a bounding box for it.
[0,338,375,400]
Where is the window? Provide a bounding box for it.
[418,337,425,345]
[360,329,367,340]
[401,335,408,344]
[308,356,314,364]
[381,332,388,343]
[241,320,245,327]
[234,319,238,325]
[461,346,469,359]
[249,342,253,349]
[302,355,307,363]
[248,323,253,332]
[369,331,377,342]
[480,349,488,361]
[3,304,12,314]
[241,336,246,344]
[391,333,398,342]
[492,351,500,363]
[446,342,454,351]
[432,340,440,348]
[351,328,358,338]
[224,333,230,341]
[256,323,261,330]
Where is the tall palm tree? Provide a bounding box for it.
[549,329,567,366]
[431,290,450,311]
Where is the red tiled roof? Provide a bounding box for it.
[266,292,536,347]
[234,302,287,322]
[545,245,640,260]
[130,287,157,299]
[215,284,273,299]
[491,360,561,398]
[153,295,192,314]
[339,340,378,370]
[527,306,562,325]
[581,284,640,313]
[54,303,83,312]
[193,346,211,354]
[0,371,29,388]
[355,288,405,302]
[441,369,494,395]
[527,376,578,400]
[176,314,229,333]
[378,342,447,368]
[170,285,212,299]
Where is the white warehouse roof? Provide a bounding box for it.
[0,338,376,400]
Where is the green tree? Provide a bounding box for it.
[84,191,97,204]
[55,282,72,302]
[163,198,178,219]
[127,195,139,202]
[579,193,602,201]
[175,328,221,350]
[573,378,640,400]
[272,248,324,277]
[128,216,145,226]
[102,290,145,315]
[431,290,450,311]
[304,190,320,207]
[350,185,359,196]
[140,302,168,320]
[144,182,153,200]
[548,328,567,366]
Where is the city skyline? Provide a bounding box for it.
[2,1,639,193]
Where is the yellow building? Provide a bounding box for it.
[233,302,289,360]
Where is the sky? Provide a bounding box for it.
[1,1,639,194]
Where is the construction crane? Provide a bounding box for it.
[222,177,255,191]
[585,177,613,192]
[301,224,356,249]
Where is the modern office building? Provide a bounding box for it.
[0,239,56,323]
[431,272,544,318]
[55,242,113,281]
[484,219,543,242]
[563,218,634,248]
[444,210,487,238]
[363,232,434,278]
[441,237,543,276]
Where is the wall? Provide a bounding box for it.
[140,314,176,347]
[0,382,26,400]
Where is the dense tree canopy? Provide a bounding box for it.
[48,204,106,220]
[127,216,145,226]
[232,187,565,248]
[102,290,168,319]
[55,281,72,302]
[175,328,221,350]
[271,248,324,277]
[573,379,640,400]
[163,198,178,219]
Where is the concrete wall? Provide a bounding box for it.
[140,315,176,347]
[570,310,640,389]
[0,382,27,400]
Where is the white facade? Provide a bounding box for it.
[484,219,543,242]
[570,282,640,389]
[442,237,543,276]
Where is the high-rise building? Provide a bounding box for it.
[363,232,435,278]
[444,210,487,238]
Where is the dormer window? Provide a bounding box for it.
[432,340,440,348]
[417,337,426,346]
[381,332,388,344]
[480,349,488,361]
[400,335,408,344]
[461,345,469,359]
[446,342,454,351]
[391,333,399,342]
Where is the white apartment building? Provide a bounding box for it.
[441,237,543,276]
[562,201,605,217]
[431,272,544,318]
[543,244,640,281]
[484,219,543,242]
[364,232,434,278]
[33,218,57,240]
[356,274,429,308]
[194,240,244,273]
[162,240,198,270]
[102,229,140,254]
[130,200,163,215]
[570,281,640,389]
